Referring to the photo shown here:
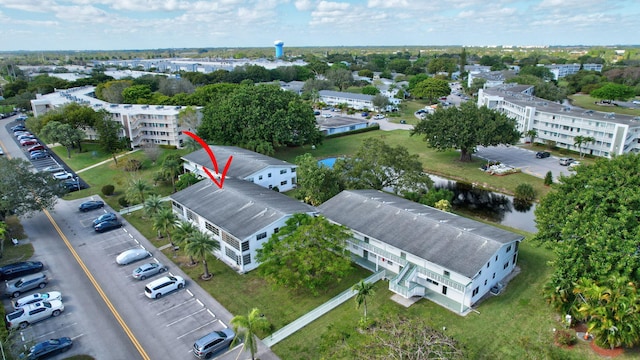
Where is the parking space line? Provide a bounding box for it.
[207,309,215,318]
[176,319,218,340]
[165,308,207,327]
[156,298,197,315]
[31,322,78,341]
[129,233,134,238]
[186,289,194,297]
[196,299,203,307]
[70,333,85,340]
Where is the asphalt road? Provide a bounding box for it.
[475,145,573,181]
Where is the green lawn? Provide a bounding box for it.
[568,94,640,116]
[49,142,115,170]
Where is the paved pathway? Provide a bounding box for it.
[76,148,140,173]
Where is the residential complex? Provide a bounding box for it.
[478,84,640,158]
[31,86,199,149]
[173,148,523,315]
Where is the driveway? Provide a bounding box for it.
[474,145,573,181]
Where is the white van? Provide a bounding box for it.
[144,275,185,299]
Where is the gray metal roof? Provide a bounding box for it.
[170,178,316,239]
[319,90,374,101]
[317,116,369,129]
[318,190,523,278]
[182,146,296,179]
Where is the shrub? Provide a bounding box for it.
[544,171,554,186]
[101,184,115,196]
[118,196,130,208]
[123,159,142,172]
[159,144,177,150]
[514,183,536,202]
[554,329,577,346]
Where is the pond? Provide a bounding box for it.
[318,157,538,233]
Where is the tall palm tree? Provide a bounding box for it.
[143,194,164,219]
[161,155,183,193]
[230,308,270,360]
[525,129,537,145]
[152,207,179,245]
[125,178,151,205]
[184,230,219,279]
[172,221,199,265]
[352,280,375,322]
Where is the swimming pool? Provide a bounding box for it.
[317,157,338,168]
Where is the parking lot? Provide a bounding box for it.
[53,198,236,359]
[475,145,573,181]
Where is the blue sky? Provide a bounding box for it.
[0,0,639,51]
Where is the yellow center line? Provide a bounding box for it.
[43,209,150,360]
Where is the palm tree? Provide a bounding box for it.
[172,221,199,265]
[182,138,200,153]
[184,230,219,279]
[230,308,270,360]
[525,129,537,145]
[152,207,179,245]
[162,155,183,193]
[352,280,375,322]
[125,178,151,205]
[143,194,164,219]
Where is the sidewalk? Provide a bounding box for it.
[76,149,140,173]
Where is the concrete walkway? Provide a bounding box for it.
[76,148,140,173]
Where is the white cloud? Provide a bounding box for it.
[294,0,314,11]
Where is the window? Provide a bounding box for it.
[186,209,198,222]
[274,227,279,234]
[503,262,509,269]
[442,286,448,295]
[444,270,450,278]
[222,233,240,250]
[364,237,369,244]
[258,175,263,180]
[388,261,393,266]
[486,261,490,268]
[280,180,287,186]
[478,270,481,276]
[241,241,250,252]
[268,173,272,178]
[506,245,512,253]
[472,287,479,297]
[225,247,236,260]
[492,273,496,279]
[427,278,439,286]
[495,255,498,261]
[280,169,287,174]
[171,201,182,210]
[243,254,251,265]
[205,222,219,236]
[256,232,267,241]
[484,279,487,286]
[291,167,296,173]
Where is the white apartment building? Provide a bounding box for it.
[31,86,199,149]
[478,85,640,158]
[319,90,375,110]
[544,63,603,80]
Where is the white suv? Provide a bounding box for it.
[144,275,185,299]
[5,300,65,329]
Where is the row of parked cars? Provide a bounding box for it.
[1,260,73,359]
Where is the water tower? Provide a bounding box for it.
[274,40,284,58]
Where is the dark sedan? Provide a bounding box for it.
[0,261,45,281]
[22,337,73,360]
[93,212,117,226]
[79,200,105,212]
[94,219,123,233]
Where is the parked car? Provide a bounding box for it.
[4,300,64,329]
[61,180,81,192]
[52,171,73,180]
[94,219,122,233]
[30,152,50,160]
[361,112,369,117]
[27,145,45,153]
[13,291,62,309]
[15,131,33,138]
[11,125,26,132]
[21,337,73,360]
[559,157,575,166]
[93,212,117,226]
[20,139,38,147]
[5,272,48,298]
[144,275,185,299]
[193,328,236,359]
[116,248,151,265]
[374,114,385,120]
[535,151,551,159]
[42,165,65,173]
[17,134,36,141]
[568,161,581,171]
[79,200,105,212]
[132,262,167,280]
[0,261,44,281]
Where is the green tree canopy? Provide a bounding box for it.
[411,102,520,162]
[256,214,353,295]
[94,110,128,164]
[230,308,271,360]
[411,78,451,103]
[294,153,344,206]
[122,84,153,104]
[0,158,66,219]
[590,82,636,102]
[39,121,85,159]
[535,154,640,317]
[198,84,322,155]
[334,138,433,193]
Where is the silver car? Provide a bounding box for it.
[116,248,152,265]
[5,272,48,298]
[132,262,167,280]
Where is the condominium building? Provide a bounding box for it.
[31,86,199,149]
[478,85,640,158]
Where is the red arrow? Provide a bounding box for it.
[183,131,233,189]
